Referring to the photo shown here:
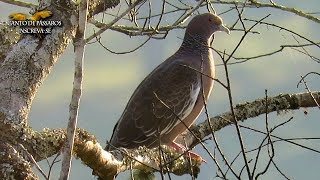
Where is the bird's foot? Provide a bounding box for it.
[170,142,206,163]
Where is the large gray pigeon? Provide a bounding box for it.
[106,13,229,151]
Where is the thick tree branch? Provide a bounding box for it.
[0,140,37,179]
[0,24,20,62]
[1,91,319,179]
[0,113,201,179]
[0,114,96,162]
[0,0,120,124]
[179,91,320,147]
[0,0,319,178]
[85,142,201,180]
[0,12,74,123]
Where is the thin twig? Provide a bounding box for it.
[244,19,320,48]
[221,8,263,179]
[200,54,238,179]
[19,144,49,180]
[209,0,320,24]
[96,35,151,54]
[255,90,275,179]
[297,72,320,88]
[299,76,320,109]
[47,153,61,179]
[225,14,270,63]
[86,0,146,43]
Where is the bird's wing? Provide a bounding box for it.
[109,60,201,149]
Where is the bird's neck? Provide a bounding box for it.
[179,33,212,53]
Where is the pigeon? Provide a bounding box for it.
[106,13,229,151]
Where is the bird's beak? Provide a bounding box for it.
[218,24,230,34]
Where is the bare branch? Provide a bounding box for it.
[81,142,202,180]
[86,0,146,43]
[244,19,320,48]
[298,76,320,109]
[0,140,38,179]
[19,144,49,180]
[59,0,88,179]
[209,0,320,24]
[215,43,320,66]
[183,91,320,148]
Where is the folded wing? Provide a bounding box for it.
[108,60,201,149]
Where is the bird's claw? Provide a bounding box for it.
[170,142,206,163]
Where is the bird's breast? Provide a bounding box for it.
[203,50,215,98]
[161,52,215,144]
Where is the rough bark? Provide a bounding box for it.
[177,91,320,147]
[59,0,88,178]
[0,91,319,179]
[0,0,319,179]
[0,140,37,180]
[0,0,119,124]
[0,0,119,179]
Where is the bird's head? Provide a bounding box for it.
[186,13,230,38]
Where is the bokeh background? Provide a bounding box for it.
[1,0,319,179]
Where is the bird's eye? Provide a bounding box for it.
[208,18,212,22]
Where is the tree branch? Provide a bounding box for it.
[0,113,201,179]
[0,24,21,63]
[0,0,319,178]
[0,0,120,123]
[179,91,320,148]
[85,142,201,180]
[0,140,37,179]
[1,91,319,178]
[59,0,88,178]
[210,0,320,24]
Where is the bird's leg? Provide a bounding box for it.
[170,142,206,163]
